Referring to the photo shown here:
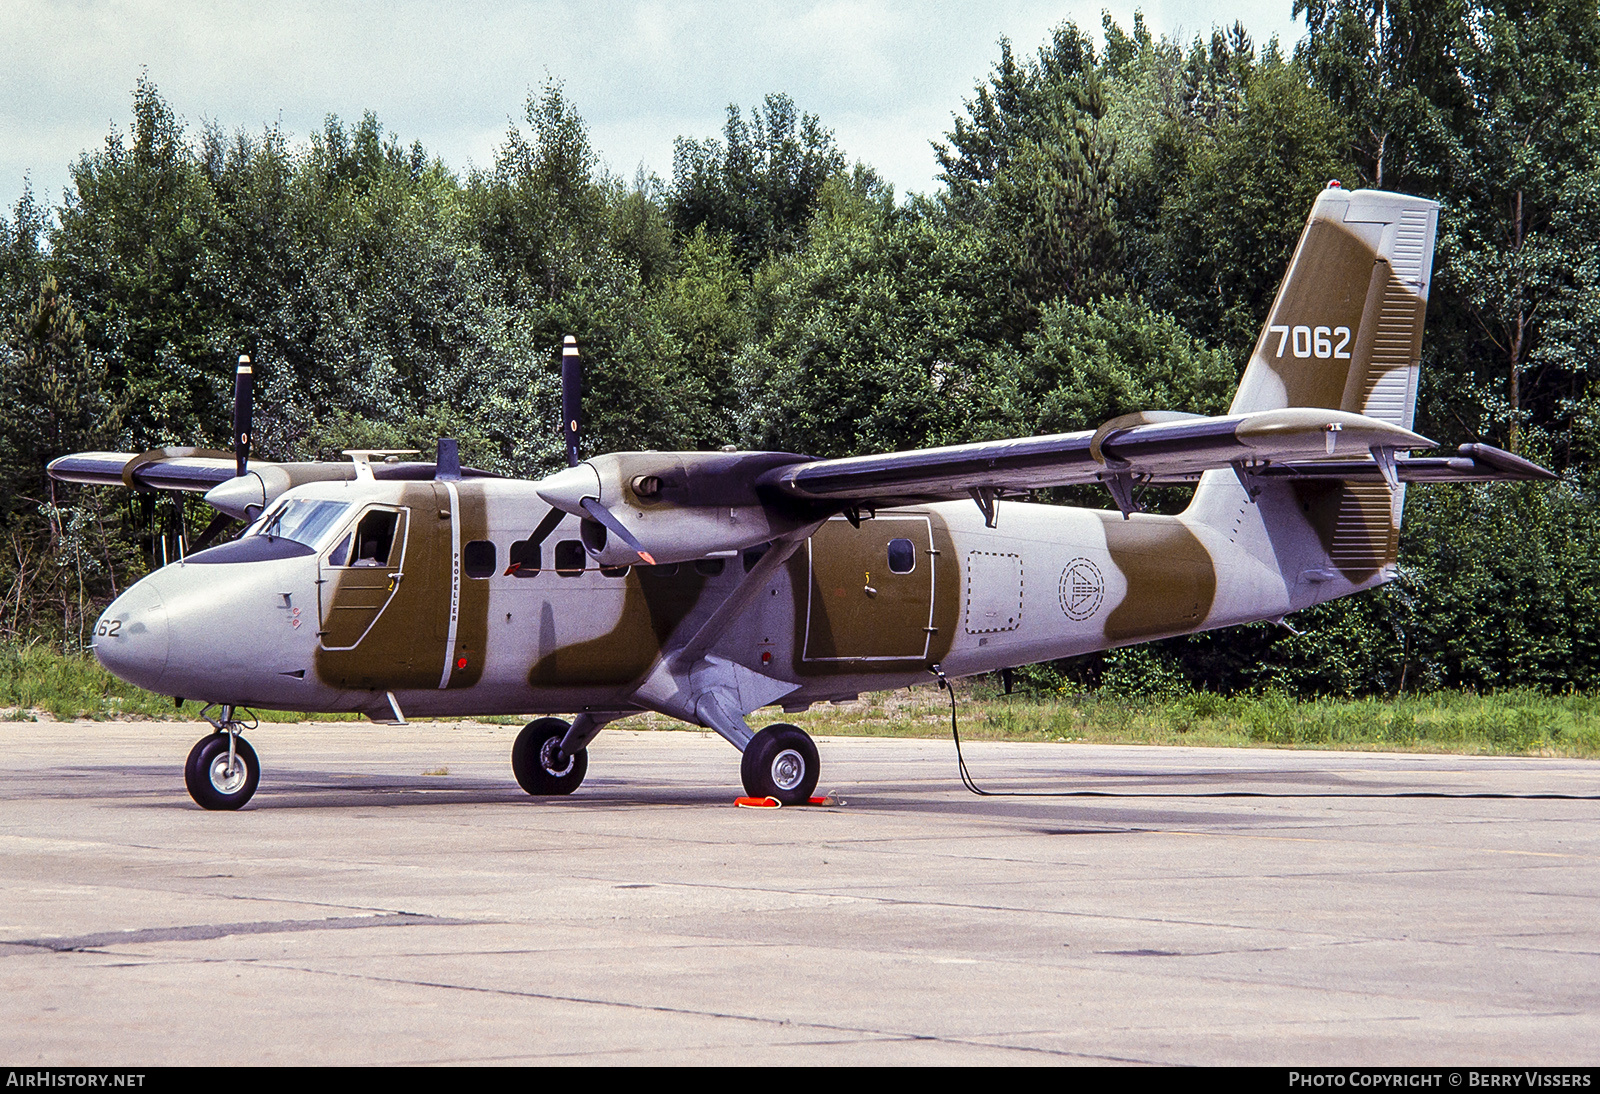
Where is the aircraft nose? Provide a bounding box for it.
[93,581,170,693]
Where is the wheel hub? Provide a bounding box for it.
[540,737,575,777]
[208,752,246,794]
[770,748,805,791]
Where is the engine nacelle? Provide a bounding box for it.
[537,451,812,568]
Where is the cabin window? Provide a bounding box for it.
[695,558,726,576]
[508,539,540,575]
[887,538,916,574]
[464,540,496,578]
[350,510,400,566]
[643,562,680,576]
[555,539,587,576]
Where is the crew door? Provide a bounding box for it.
[319,506,408,649]
[313,499,450,690]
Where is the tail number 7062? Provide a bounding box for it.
[1269,324,1352,359]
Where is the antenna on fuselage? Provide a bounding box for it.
[435,437,461,481]
[232,354,253,477]
[562,335,581,468]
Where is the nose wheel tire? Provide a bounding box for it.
[184,733,260,810]
[512,718,588,796]
[741,724,819,806]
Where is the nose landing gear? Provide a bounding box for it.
[185,705,260,810]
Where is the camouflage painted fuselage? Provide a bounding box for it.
[91,465,1385,726]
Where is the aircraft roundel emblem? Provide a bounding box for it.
[1059,558,1105,621]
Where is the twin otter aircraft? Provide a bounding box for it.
[52,185,1550,809]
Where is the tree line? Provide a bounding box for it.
[2,0,1598,696]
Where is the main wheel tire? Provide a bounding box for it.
[512,718,587,796]
[184,733,260,811]
[740,723,819,806]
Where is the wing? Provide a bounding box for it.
[761,408,1552,516]
[47,449,240,492]
[47,448,498,520]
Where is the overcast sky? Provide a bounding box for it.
[1,1,1307,218]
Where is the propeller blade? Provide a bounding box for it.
[190,512,237,552]
[578,497,655,566]
[232,355,253,477]
[562,335,580,468]
[528,504,566,547]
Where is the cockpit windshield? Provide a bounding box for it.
[256,499,352,548]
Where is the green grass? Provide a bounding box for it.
[764,686,1600,757]
[0,642,361,723]
[4,644,1598,757]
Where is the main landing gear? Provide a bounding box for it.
[512,717,589,795]
[508,716,820,805]
[184,705,259,810]
[741,723,819,806]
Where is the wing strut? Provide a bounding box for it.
[968,486,998,528]
[672,522,824,667]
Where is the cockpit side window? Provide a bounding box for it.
[324,508,404,568]
[350,510,400,566]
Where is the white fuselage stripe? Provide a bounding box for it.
[438,481,461,689]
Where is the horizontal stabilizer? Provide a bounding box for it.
[1204,442,1556,485]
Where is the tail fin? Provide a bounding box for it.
[1230,184,1438,428]
[1189,185,1440,598]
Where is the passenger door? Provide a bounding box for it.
[803,515,937,662]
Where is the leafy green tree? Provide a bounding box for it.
[1427,0,1600,453]
[468,81,611,305]
[669,93,848,267]
[609,171,677,287]
[1153,52,1354,357]
[738,178,1017,457]
[0,186,48,318]
[643,226,751,448]
[52,76,224,447]
[465,84,733,464]
[1293,0,1467,190]
[1015,296,1236,434]
[0,276,121,512]
[936,23,1121,334]
[0,276,129,647]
